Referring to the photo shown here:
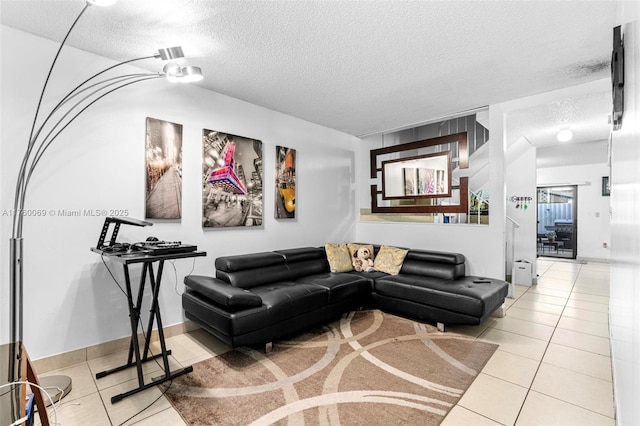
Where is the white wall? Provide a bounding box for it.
[610,16,640,426]
[505,137,537,277]
[0,27,360,360]
[537,163,611,261]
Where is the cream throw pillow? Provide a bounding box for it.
[373,245,409,275]
[325,243,353,272]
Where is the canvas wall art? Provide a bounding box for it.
[145,117,183,219]
[274,146,296,219]
[202,130,263,227]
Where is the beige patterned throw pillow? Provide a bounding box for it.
[325,243,353,272]
[373,245,409,275]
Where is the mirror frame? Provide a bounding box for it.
[370,131,469,214]
[381,151,452,199]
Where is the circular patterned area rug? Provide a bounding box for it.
[162,309,498,425]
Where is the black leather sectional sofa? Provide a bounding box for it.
[182,245,509,349]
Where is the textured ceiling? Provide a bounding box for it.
[507,84,613,147]
[0,0,622,141]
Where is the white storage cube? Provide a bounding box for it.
[512,261,532,287]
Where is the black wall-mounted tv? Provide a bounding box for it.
[611,25,624,131]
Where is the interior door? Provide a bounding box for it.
[537,186,577,259]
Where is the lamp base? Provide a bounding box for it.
[38,375,72,407]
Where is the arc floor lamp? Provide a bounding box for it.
[5,0,203,423]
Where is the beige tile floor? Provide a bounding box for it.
[443,258,614,426]
[35,258,613,425]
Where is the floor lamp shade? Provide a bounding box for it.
[157,46,184,60]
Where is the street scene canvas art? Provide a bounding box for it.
[202,130,263,227]
[145,117,183,219]
[274,146,296,219]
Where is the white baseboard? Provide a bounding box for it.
[576,257,611,264]
[32,320,199,374]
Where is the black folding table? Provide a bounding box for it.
[91,247,206,403]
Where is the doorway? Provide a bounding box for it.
[537,186,577,259]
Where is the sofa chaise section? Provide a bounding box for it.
[370,249,508,330]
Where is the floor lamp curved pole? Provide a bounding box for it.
[6,1,203,423]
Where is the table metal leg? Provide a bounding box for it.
[96,260,193,403]
[143,261,171,375]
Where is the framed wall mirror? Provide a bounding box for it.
[370,131,469,214]
[382,151,451,199]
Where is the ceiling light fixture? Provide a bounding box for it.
[556,129,573,142]
[7,2,202,424]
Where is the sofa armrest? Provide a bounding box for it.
[184,275,262,307]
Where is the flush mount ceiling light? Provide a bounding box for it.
[556,129,573,142]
